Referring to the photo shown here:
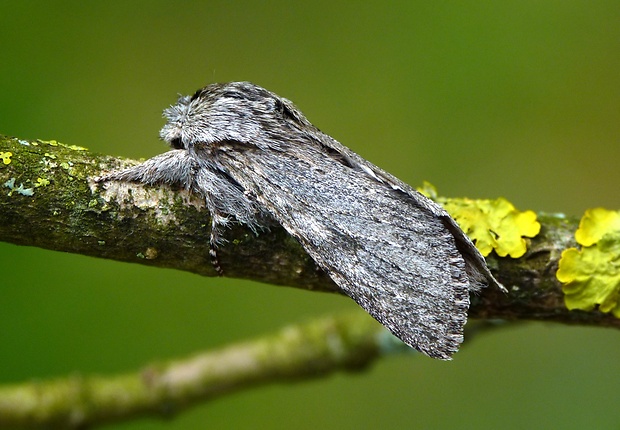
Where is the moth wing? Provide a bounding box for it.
[219,142,472,359]
[321,137,504,294]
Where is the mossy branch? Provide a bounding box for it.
[0,313,385,429]
[0,135,617,427]
[0,312,506,429]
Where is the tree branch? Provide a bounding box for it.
[0,312,506,429]
[1,134,618,427]
[0,313,381,428]
[0,135,336,293]
[1,135,616,328]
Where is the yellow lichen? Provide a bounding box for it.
[443,197,540,258]
[417,181,439,200]
[0,152,12,165]
[574,207,620,247]
[417,183,540,258]
[556,208,620,317]
[35,177,50,187]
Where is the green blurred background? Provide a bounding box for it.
[1,2,619,429]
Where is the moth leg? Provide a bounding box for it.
[94,150,197,188]
[209,212,231,276]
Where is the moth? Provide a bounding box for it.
[97,81,504,359]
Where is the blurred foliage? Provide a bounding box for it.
[1,2,619,429]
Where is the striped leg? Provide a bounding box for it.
[209,212,230,276]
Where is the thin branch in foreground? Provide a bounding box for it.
[0,313,383,429]
[0,312,506,429]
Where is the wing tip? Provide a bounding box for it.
[389,298,469,360]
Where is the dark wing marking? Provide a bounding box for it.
[216,141,472,359]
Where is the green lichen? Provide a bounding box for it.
[3,177,34,197]
[37,139,58,146]
[556,208,620,317]
[16,184,34,196]
[65,144,87,151]
[0,151,12,165]
[38,138,87,151]
[417,182,541,258]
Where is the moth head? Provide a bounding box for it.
[160,81,310,151]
